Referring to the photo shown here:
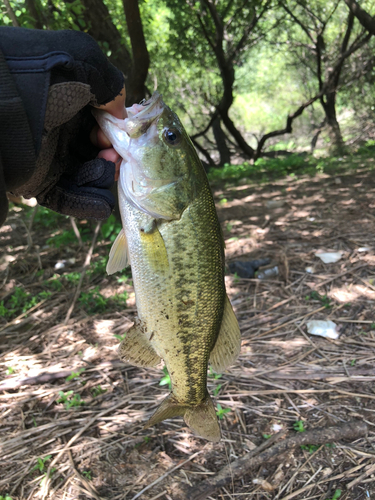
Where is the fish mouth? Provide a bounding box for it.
[126,92,164,136]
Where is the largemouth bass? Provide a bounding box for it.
[93,93,240,442]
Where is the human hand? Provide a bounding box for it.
[91,86,128,182]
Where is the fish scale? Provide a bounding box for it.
[123,176,224,406]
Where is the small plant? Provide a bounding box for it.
[263,433,272,439]
[66,368,85,381]
[209,367,222,380]
[216,403,231,420]
[57,390,85,410]
[92,385,107,397]
[113,333,127,341]
[31,455,52,473]
[0,495,13,500]
[101,214,122,242]
[78,287,108,314]
[47,229,79,248]
[159,366,172,391]
[64,272,81,285]
[1,286,52,320]
[82,470,92,480]
[350,359,356,366]
[213,384,222,397]
[5,367,15,376]
[301,444,319,453]
[305,291,331,308]
[326,489,342,500]
[293,420,306,433]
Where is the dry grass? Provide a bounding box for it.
[0,161,375,500]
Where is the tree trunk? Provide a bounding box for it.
[212,117,231,165]
[321,92,344,153]
[344,0,375,35]
[25,0,44,29]
[3,0,19,26]
[79,0,133,100]
[123,0,150,104]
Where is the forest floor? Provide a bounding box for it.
[1,155,375,500]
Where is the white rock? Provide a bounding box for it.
[307,320,339,339]
[315,251,343,264]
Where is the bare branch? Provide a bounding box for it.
[344,0,375,36]
[255,92,323,159]
[175,421,368,500]
[280,2,314,43]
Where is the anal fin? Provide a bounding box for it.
[118,321,161,367]
[209,294,241,373]
[106,228,129,275]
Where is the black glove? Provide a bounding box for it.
[0,27,125,226]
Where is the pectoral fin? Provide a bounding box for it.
[210,294,241,373]
[118,321,161,367]
[106,228,129,275]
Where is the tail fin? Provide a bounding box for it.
[144,393,221,442]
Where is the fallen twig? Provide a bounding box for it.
[175,421,368,500]
[0,370,77,391]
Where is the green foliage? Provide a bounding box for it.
[82,470,92,480]
[326,490,342,500]
[293,420,306,432]
[47,226,91,248]
[5,367,15,376]
[0,495,13,500]
[113,333,127,341]
[78,287,108,314]
[216,403,231,420]
[78,287,128,315]
[0,287,52,320]
[92,385,107,397]
[301,444,320,453]
[263,433,272,439]
[88,256,107,276]
[213,384,222,397]
[57,390,85,410]
[159,366,172,391]
[209,368,222,380]
[64,272,81,285]
[101,214,123,242]
[305,291,331,308]
[65,368,85,382]
[26,206,67,229]
[31,455,52,473]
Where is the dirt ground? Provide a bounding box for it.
[1,158,375,500]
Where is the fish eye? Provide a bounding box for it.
[163,127,181,147]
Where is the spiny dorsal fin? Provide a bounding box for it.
[209,294,241,373]
[107,228,129,275]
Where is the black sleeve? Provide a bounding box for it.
[0,45,36,225]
